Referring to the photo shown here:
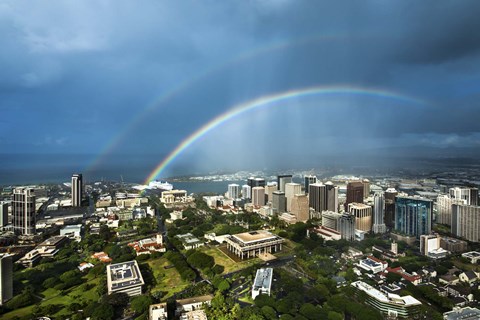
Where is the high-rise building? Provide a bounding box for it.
[348,203,373,232]
[291,194,309,222]
[321,211,342,230]
[72,173,83,207]
[362,179,370,198]
[248,177,265,190]
[436,195,466,226]
[277,175,292,192]
[228,184,241,200]
[325,182,339,212]
[0,253,13,305]
[242,185,251,200]
[13,187,36,235]
[338,213,355,241]
[0,202,8,227]
[252,187,266,207]
[304,175,317,194]
[265,183,277,203]
[285,183,302,212]
[345,181,364,211]
[394,196,433,239]
[373,193,386,234]
[452,204,480,242]
[384,188,398,229]
[449,187,479,206]
[272,191,286,214]
[309,183,326,213]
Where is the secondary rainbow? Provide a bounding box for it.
[144,85,427,183]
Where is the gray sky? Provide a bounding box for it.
[1,1,480,177]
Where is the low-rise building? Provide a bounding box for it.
[252,268,273,299]
[107,260,144,296]
[462,251,480,264]
[440,237,467,253]
[459,271,479,284]
[60,224,83,241]
[17,249,42,268]
[307,226,341,241]
[179,310,208,320]
[36,235,68,258]
[443,306,480,320]
[149,302,168,320]
[129,234,166,255]
[385,267,422,285]
[225,230,284,260]
[176,233,204,250]
[176,295,213,315]
[351,281,422,319]
[78,262,94,272]
[357,256,388,274]
[91,252,112,263]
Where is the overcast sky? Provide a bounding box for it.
[1,1,480,176]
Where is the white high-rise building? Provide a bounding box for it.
[0,253,13,305]
[449,187,479,206]
[252,187,266,207]
[13,187,36,235]
[285,183,302,212]
[373,193,386,234]
[242,185,251,200]
[72,173,83,207]
[452,204,480,242]
[436,195,466,225]
[228,184,241,199]
[304,175,317,194]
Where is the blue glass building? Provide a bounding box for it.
[394,196,433,238]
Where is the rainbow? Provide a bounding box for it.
[144,85,427,183]
[85,34,343,172]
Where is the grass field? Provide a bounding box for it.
[147,257,190,299]
[199,245,261,274]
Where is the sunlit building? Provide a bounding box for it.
[227,184,241,199]
[452,204,480,242]
[13,187,36,235]
[348,203,372,232]
[304,175,317,194]
[449,187,479,206]
[373,193,386,234]
[285,183,302,212]
[290,194,309,222]
[71,173,83,207]
[277,175,292,192]
[436,195,466,226]
[272,191,286,214]
[107,260,144,296]
[225,230,284,259]
[252,187,265,207]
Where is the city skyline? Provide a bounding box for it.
[1,1,480,182]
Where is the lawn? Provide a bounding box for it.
[199,245,261,274]
[146,257,190,299]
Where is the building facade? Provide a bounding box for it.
[227,184,241,199]
[321,211,342,230]
[13,187,36,235]
[304,175,317,194]
[348,203,372,232]
[449,187,479,206]
[271,191,286,214]
[225,230,284,259]
[394,196,433,239]
[345,181,364,211]
[384,188,398,229]
[106,260,144,296]
[0,253,13,305]
[277,175,292,192]
[0,202,8,227]
[338,213,355,241]
[290,194,309,222]
[242,185,251,200]
[436,195,466,226]
[71,173,83,207]
[373,193,386,234]
[285,183,302,212]
[452,204,480,242]
[251,187,266,207]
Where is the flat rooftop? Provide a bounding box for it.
[177,294,213,306]
[463,251,480,257]
[233,230,277,244]
[352,281,421,307]
[253,268,273,291]
[107,260,144,290]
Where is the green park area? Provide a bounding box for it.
[147,256,190,299]
[199,245,261,274]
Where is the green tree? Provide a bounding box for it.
[261,306,277,320]
[130,295,153,314]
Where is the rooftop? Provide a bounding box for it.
[107,260,144,290]
[253,268,273,291]
[352,281,421,307]
[233,230,277,244]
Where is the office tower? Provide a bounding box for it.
[304,175,317,194]
[338,213,355,241]
[13,187,36,235]
[0,202,8,227]
[436,195,466,225]
[272,191,286,214]
[228,184,241,199]
[309,183,326,213]
[285,183,302,212]
[291,194,309,222]
[394,196,433,239]
[373,193,386,234]
[71,173,83,207]
[277,175,292,192]
[265,183,277,203]
[248,177,265,190]
[0,253,13,305]
[325,182,339,212]
[452,204,480,242]
[384,188,398,229]
[321,211,342,230]
[252,187,266,207]
[362,179,371,198]
[345,181,364,211]
[348,203,373,232]
[242,185,251,200]
[449,187,479,206]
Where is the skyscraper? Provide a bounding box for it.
[291,194,309,222]
[72,173,83,207]
[325,182,339,212]
[394,196,433,239]
[338,213,355,241]
[248,177,265,190]
[309,183,326,213]
[436,195,466,225]
[13,187,36,235]
[345,181,364,211]
[348,203,372,232]
[449,187,479,206]
[277,175,292,192]
[0,202,8,227]
[252,187,266,207]
[0,253,13,306]
[285,183,302,212]
[304,175,317,194]
[272,191,286,214]
[384,188,398,229]
[362,179,370,198]
[321,211,342,230]
[242,185,251,200]
[373,193,386,234]
[228,184,241,199]
[265,182,277,203]
[452,204,480,242]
